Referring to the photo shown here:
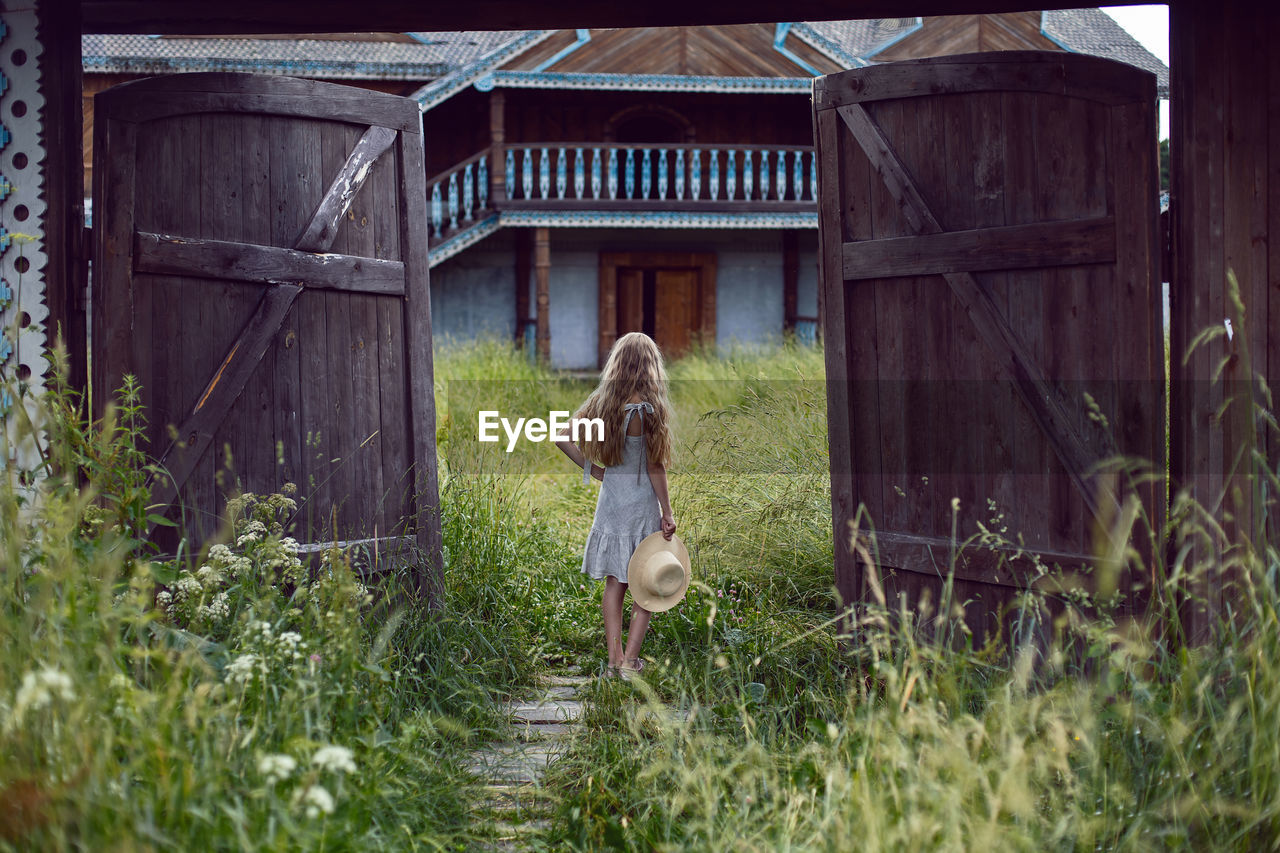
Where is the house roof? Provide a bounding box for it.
[80,30,526,80]
[801,10,1168,96]
[83,11,1168,96]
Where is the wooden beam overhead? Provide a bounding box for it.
[79,0,1155,35]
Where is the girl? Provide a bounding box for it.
[555,332,677,676]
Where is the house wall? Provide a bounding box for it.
[429,226,820,369]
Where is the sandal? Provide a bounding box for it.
[619,658,646,679]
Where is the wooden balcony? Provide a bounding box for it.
[426,141,817,256]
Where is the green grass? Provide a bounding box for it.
[3,335,1279,850]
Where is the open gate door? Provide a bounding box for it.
[813,52,1162,642]
[92,73,440,591]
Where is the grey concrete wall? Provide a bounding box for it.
[431,227,820,369]
[428,229,516,346]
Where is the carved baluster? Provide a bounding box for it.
[760,150,770,200]
[574,147,585,199]
[448,172,459,231]
[625,148,636,199]
[658,149,669,201]
[808,150,816,201]
[691,149,701,201]
[592,147,602,199]
[430,183,442,238]
[608,148,618,199]
[478,154,489,211]
[539,147,551,199]
[641,149,652,199]
[793,150,802,202]
[710,149,720,200]
[776,150,786,202]
[675,148,686,201]
[463,163,474,221]
[743,150,754,200]
[505,149,515,200]
[555,148,567,199]
[726,149,737,200]
[522,147,533,200]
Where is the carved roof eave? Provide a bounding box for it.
[412,30,557,111]
[472,70,815,95]
[428,209,818,267]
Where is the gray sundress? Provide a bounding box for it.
[580,402,661,584]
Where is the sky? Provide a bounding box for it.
[1100,4,1170,138]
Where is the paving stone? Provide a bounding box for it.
[509,698,583,724]
[468,742,565,784]
[515,721,573,738]
[538,673,592,687]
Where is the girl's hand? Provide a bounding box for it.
[661,512,677,540]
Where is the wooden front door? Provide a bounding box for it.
[92,73,440,590]
[813,52,1163,642]
[599,251,716,365]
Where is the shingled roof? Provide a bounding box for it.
[81,31,525,80]
[83,10,1168,96]
[801,10,1168,96]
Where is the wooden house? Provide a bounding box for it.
[77,12,1166,369]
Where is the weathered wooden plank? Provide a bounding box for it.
[841,216,1116,279]
[80,0,1096,35]
[814,102,860,614]
[90,115,137,415]
[134,232,407,294]
[149,284,303,516]
[814,51,1153,112]
[269,115,305,505]
[535,227,551,362]
[96,88,420,132]
[398,122,445,604]
[295,124,397,253]
[838,100,1119,526]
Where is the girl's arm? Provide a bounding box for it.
[647,461,677,540]
[555,439,604,482]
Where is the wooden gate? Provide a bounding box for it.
[813,52,1162,641]
[92,73,440,588]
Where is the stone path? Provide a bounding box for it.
[467,669,591,850]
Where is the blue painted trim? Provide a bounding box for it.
[863,17,923,59]
[414,30,556,112]
[772,24,821,77]
[427,208,818,267]
[486,70,813,94]
[789,22,867,69]
[1038,12,1075,53]
[531,29,590,72]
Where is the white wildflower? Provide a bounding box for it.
[195,564,224,585]
[208,544,234,565]
[297,784,335,818]
[225,654,257,684]
[230,556,253,578]
[10,667,76,728]
[280,537,300,553]
[276,631,306,661]
[257,753,297,783]
[155,590,173,608]
[174,574,202,601]
[236,520,268,547]
[311,744,356,774]
[197,591,230,623]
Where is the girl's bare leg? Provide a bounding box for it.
[622,603,652,665]
[602,577,627,667]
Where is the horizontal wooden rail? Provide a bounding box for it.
[842,217,1116,279]
[134,231,406,294]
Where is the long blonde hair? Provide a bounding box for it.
[574,332,673,468]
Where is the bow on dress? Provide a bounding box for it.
[582,401,655,484]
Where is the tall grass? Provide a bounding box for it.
[432,338,1280,850]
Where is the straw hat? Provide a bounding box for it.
[627,532,691,612]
